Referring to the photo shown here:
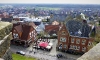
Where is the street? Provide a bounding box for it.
[10,39,81,60]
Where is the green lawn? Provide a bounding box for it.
[12,53,36,60]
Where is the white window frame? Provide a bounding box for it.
[59,43,62,49]
[13,33,16,38]
[34,30,35,34]
[71,38,74,43]
[74,46,77,50]
[62,31,66,35]
[30,33,31,38]
[82,39,86,45]
[16,34,19,38]
[82,47,86,52]
[69,45,73,49]
[13,33,19,38]
[76,39,80,44]
[63,45,67,48]
[32,31,34,37]
[88,41,92,46]
[60,37,66,42]
[72,45,74,49]
[77,46,80,50]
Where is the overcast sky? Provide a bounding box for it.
[0,0,100,4]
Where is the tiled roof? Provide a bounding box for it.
[29,22,36,29]
[14,25,23,33]
[66,20,91,37]
[21,25,31,40]
[45,25,59,34]
[12,22,36,41]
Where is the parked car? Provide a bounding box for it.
[56,53,67,59]
[16,51,25,56]
[56,53,63,58]
[46,45,52,51]
[46,43,53,51]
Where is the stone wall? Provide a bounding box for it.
[2,48,12,60]
[0,33,12,57]
[0,22,13,60]
[77,43,100,60]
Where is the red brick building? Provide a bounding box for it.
[11,22,37,47]
[57,22,94,54]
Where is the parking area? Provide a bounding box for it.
[10,39,81,60]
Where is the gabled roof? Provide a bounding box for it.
[14,25,23,33]
[21,25,32,40]
[29,22,36,29]
[45,25,60,34]
[12,22,36,41]
[66,20,91,37]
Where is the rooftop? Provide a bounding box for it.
[0,22,12,30]
[66,20,91,37]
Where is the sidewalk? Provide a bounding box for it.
[49,39,57,56]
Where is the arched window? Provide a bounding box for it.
[88,41,92,46]
[82,39,86,45]
[60,37,66,42]
[82,47,86,52]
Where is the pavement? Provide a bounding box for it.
[49,39,57,56]
[10,39,81,60]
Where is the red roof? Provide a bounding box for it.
[14,25,23,33]
[12,22,36,41]
[45,25,60,34]
[21,25,32,40]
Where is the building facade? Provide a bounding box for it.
[57,21,93,54]
[11,22,37,47]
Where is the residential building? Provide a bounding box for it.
[45,25,60,37]
[57,20,94,54]
[11,22,37,47]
